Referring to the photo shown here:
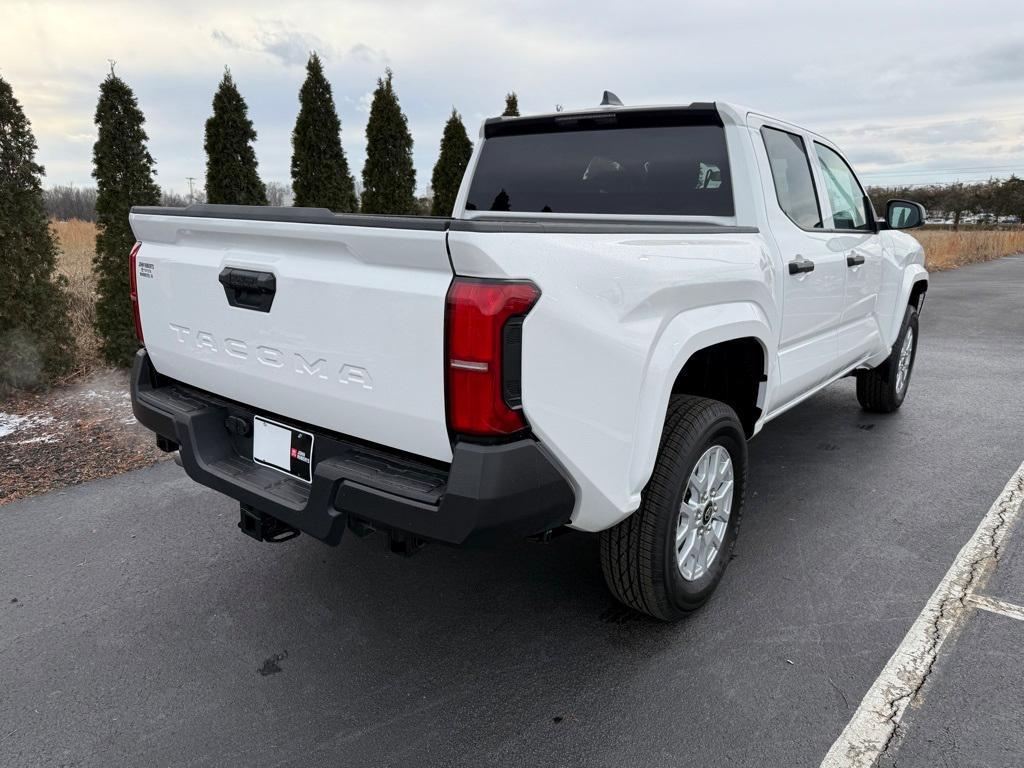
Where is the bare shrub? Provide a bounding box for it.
[161,189,190,207]
[265,181,292,207]
[43,184,98,221]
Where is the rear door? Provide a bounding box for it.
[130,210,455,462]
[810,141,885,367]
[752,119,847,409]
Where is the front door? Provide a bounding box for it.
[811,141,885,367]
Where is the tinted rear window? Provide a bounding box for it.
[465,118,734,216]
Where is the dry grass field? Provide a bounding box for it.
[51,219,102,375]
[914,229,1024,271]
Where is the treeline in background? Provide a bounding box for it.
[867,178,1024,229]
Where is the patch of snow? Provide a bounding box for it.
[60,385,132,411]
[0,412,55,439]
[15,434,60,445]
[0,413,24,439]
[79,389,128,401]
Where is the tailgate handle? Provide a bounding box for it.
[218,267,276,313]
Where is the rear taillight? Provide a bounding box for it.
[445,278,540,436]
[129,242,143,344]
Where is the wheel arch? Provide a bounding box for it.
[627,302,773,497]
[889,265,928,343]
[671,337,766,437]
[909,277,928,310]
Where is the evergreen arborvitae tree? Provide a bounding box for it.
[430,109,473,216]
[92,71,161,366]
[361,69,416,215]
[204,69,268,206]
[502,92,520,117]
[291,53,357,212]
[0,76,74,389]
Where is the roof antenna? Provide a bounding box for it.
[601,90,623,107]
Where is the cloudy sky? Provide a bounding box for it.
[4,0,1024,196]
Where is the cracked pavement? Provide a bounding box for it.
[824,466,1024,768]
[2,255,1024,768]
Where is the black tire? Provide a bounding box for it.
[856,305,919,413]
[599,395,747,621]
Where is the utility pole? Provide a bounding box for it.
[186,176,196,204]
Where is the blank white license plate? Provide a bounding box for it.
[252,416,314,483]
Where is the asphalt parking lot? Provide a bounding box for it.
[3,255,1024,768]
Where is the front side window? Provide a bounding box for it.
[761,127,822,229]
[814,143,870,230]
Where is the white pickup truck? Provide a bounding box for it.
[129,100,927,620]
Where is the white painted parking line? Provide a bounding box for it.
[820,461,1024,768]
[966,594,1024,622]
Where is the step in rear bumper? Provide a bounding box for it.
[130,350,575,546]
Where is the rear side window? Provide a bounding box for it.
[761,127,822,229]
[465,118,734,216]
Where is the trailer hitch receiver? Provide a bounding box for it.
[238,504,300,543]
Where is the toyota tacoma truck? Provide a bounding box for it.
[129,100,928,620]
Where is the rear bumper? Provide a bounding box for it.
[130,350,575,546]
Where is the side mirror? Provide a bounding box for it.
[886,199,925,230]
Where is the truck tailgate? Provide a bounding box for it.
[129,209,454,463]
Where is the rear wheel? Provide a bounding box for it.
[856,305,918,413]
[599,395,747,621]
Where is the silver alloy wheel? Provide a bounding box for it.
[676,445,734,581]
[896,327,914,394]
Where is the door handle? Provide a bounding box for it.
[788,257,815,275]
[846,254,866,267]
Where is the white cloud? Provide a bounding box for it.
[356,91,375,114]
[212,20,334,67]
